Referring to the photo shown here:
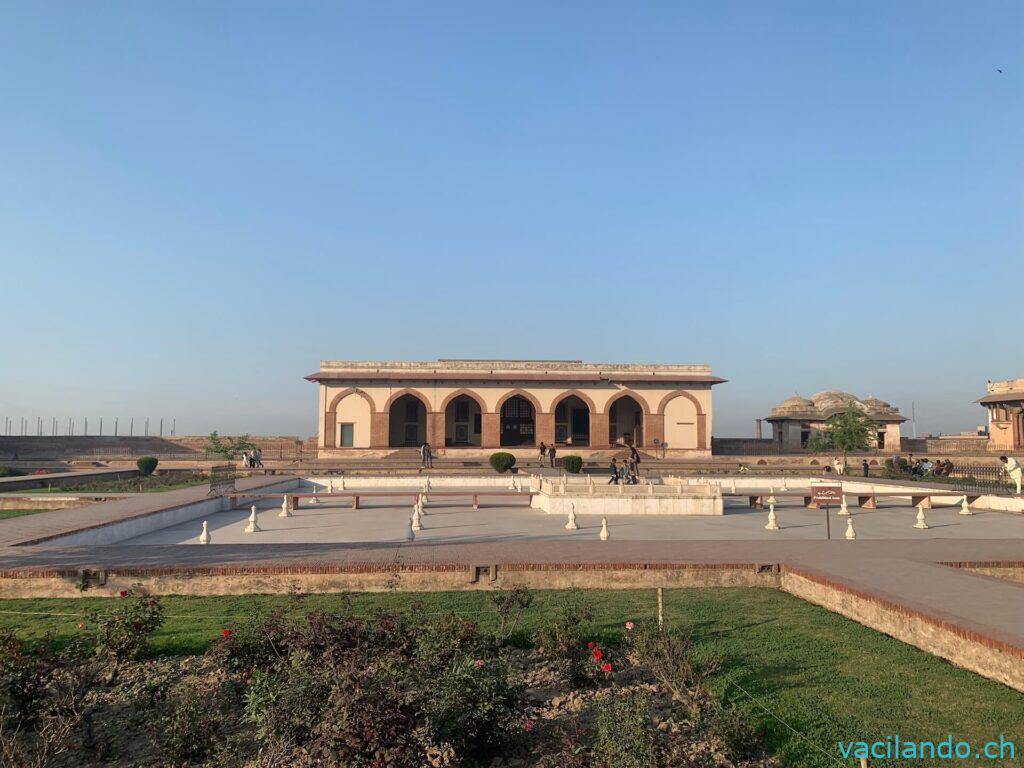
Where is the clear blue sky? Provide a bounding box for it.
[2,2,1021,438]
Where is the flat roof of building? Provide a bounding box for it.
[305,359,726,384]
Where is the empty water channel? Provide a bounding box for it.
[31,474,1023,547]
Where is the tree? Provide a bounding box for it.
[805,407,874,471]
[205,431,259,459]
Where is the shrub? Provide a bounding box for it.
[89,591,164,667]
[535,588,595,688]
[709,702,764,761]
[489,452,517,474]
[624,620,718,719]
[135,456,158,476]
[591,691,657,768]
[152,679,232,763]
[491,585,534,644]
[562,455,583,474]
[0,466,25,478]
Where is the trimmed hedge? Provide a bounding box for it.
[562,455,584,474]
[136,456,159,476]
[489,452,517,474]
[0,465,26,477]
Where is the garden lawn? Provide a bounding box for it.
[1,587,1021,767]
[0,508,56,520]
[21,475,209,493]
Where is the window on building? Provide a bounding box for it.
[455,401,469,421]
[473,413,481,434]
[338,423,354,447]
[405,401,420,420]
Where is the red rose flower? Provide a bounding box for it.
[587,641,596,649]
[221,628,232,638]
[601,662,613,673]
[118,590,128,598]
[148,600,157,607]
[592,648,603,660]
[133,622,142,630]
[523,720,535,733]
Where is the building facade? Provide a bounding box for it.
[979,378,1024,451]
[766,391,905,451]
[307,360,724,456]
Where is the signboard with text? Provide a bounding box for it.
[810,484,842,505]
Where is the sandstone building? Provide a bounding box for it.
[979,378,1024,451]
[307,360,724,457]
[766,391,905,451]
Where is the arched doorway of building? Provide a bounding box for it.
[500,395,535,446]
[555,395,590,446]
[389,394,426,447]
[609,396,643,447]
[444,394,482,447]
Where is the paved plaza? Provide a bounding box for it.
[120,492,1024,546]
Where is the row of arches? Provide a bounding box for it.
[327,387,705,450]
[387,392,647,448]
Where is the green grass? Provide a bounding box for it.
[1,588,1021,767]
[21,475,209,494]
[0,508,56,520]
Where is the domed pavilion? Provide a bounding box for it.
[766,391,905,451]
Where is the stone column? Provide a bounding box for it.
[482,413,501,448]
[645,413,665,450]
[430,412,446,448]
[324,411,336,449]
[535,412,555,448]
[697,414,707,450]
[588,413,610,449]
[370,412,390,448]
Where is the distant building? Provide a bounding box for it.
[306,359,725,457]
[979,379,1024,451]
[766,391,905,451]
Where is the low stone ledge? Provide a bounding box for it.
[780,567,1024,692]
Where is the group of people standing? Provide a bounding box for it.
[241,449,263,468]
[608,445,642,484]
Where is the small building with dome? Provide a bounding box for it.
[766,391,906,451]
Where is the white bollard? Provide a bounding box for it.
[618,480,624,495]
[730,478,737,494]
[559,476,566,494]
[647,480,655,495]
[418,493,428,515]
[245,505,262,533]
[838,496,850,516]
[588,475,595,495]
[960,496,973,516]
[765,504,779,531]
[411,506,423,531]
[599,516,610,541]
[565,503,579,530]
[338,475,346,491]
[198,520,210,544]
[328,478,335,494]
[309,480,319,504]
[913,506,930,530]
[279,495,292,518]
[845,517,856,540]
[406,517,416,541]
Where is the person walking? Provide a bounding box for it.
[1000,455,1022,495]
[608,458,619,484]
[861,459,869,478]
[255,448,264,468]
[420,442,430,469]
[629,444,641,478]
[548,444,557,468]
[539,442,548,466]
